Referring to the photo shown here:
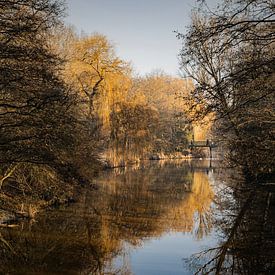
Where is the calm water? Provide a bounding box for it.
[1,160,274,274]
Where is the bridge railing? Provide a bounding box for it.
[189,140,216,148]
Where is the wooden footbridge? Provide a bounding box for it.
[189,139,217,159]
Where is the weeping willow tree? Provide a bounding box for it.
[63,33,131,122]
[109,101,159,166]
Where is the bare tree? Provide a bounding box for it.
[0,0,100,211]
[177,0,275,179]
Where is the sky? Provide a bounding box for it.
[65,0,217,76]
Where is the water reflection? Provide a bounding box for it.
[0,160,219,274]
[193,182,275,274]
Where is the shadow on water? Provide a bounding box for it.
[0,160,274,274]
[188,174,275,274]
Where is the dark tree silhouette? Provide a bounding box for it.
[177,0,275,179]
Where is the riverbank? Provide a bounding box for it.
[101,151,196,169]
[0,172,97,227]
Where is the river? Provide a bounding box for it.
[0,160,274,274]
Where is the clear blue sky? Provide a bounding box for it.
[65,0,217,76]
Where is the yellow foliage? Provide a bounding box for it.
[131,73,193,113]
[62,32,132,127]
[192,112,214,140]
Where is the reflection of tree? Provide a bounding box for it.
[164,171,214,239]
[194,184,275,274]
[0,161,214,274]
[95,162,214,240]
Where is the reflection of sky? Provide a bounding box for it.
[114,232,217,275]
[65,0,218,76]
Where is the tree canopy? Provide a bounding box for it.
[177,0,275,178]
